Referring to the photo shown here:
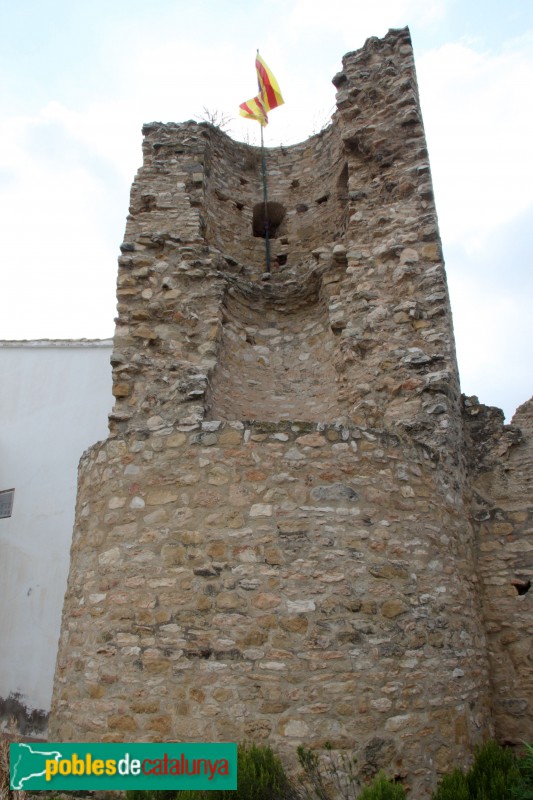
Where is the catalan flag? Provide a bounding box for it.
[239,93,268,126]
[239,52,284,126]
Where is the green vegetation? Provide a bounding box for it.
[515,742,533,800]
[228,741,293,800]
[123,739,533,800]
[2,732,532,800]
[431,740,523,800]
[358,772,406,800]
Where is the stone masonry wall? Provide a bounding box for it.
[48,26,533,800]
[51,421,491,799]
[463,396,533,744]
[110,26,462,466]
[206,273,342,422]
[202,123,347,275]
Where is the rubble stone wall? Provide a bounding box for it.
[49,25,532,800]
[202,122,347,273]
[110,26,462,463]
[464,397,533,743]
[51,421,491,798]
[206,274,342,422]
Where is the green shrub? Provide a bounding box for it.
[432,740,522,800]
[358,771,406,800]
[515,742,533,800]
[231,741,293,800]
[431,769,470,800]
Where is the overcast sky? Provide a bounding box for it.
[1,0,531,421]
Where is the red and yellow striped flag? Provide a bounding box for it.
[239,52,284,126]
[239,93,268,126]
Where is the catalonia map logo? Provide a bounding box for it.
[10,742,237,790]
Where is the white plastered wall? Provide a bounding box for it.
[0,340,112,732]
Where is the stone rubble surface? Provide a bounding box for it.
[49,26,532,800]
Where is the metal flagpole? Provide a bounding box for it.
[260,123,271,276]
[239,49,284,276]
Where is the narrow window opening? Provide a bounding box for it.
[337,163,349,201]
[0,489,15,519]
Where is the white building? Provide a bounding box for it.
[0,340,113,734]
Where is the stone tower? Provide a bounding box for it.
[50,27,532,798]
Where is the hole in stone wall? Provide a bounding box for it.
[140,194,156,212]
[316,192,330,204]
[337,164,349,201]
[511,578,531,596]
[252,201,286,239]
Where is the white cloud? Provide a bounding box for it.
[414,33,533,417]
[449,267,533,420]
[0,108,121,339]
[417,35,533,251]
[287,0,447,43]
[107,32,335,147]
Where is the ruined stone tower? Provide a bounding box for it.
[50,27,533,798]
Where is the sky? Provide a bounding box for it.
[1,0,532,422]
